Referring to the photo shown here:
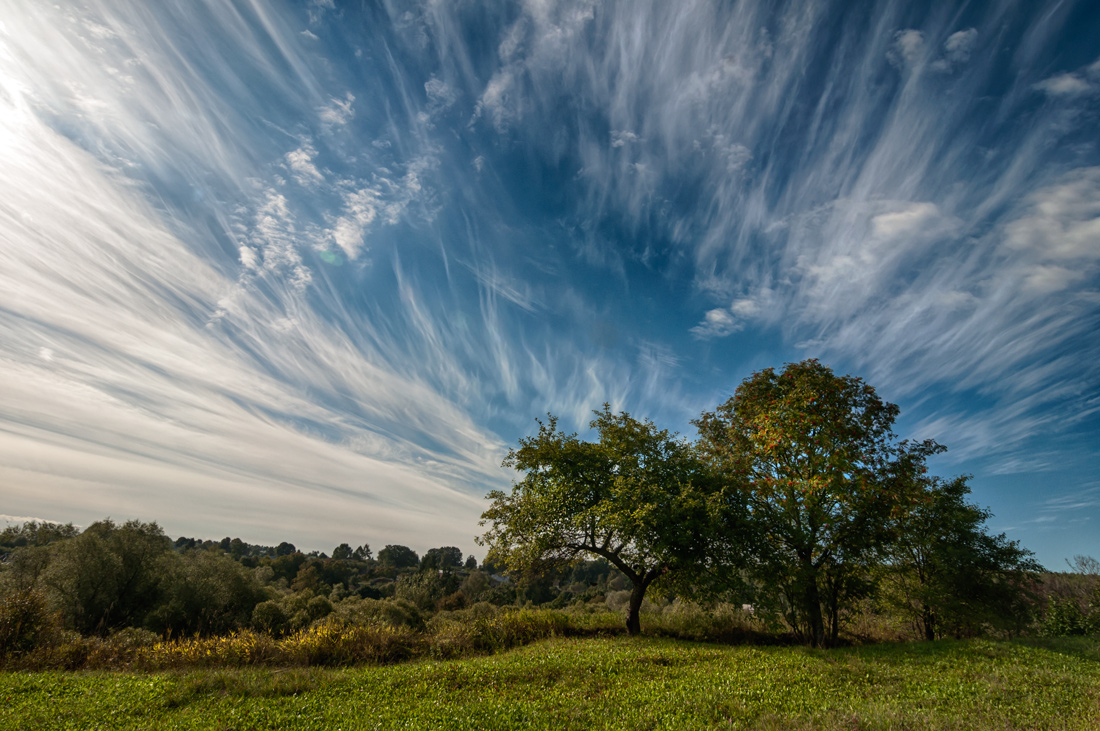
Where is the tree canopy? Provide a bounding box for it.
[479,405,744,635]
[378,544,420,569]
[886,475,1041,640]
[695,359,941,647]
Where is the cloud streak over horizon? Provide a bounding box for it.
[1,0,1097,564]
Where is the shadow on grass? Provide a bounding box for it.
[1011,636,1100,664]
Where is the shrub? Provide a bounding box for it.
[251,600,289,636]
[1042,596,1095,637]
[0,589,58,659]
[280,620,422,666]
[641,600,763,643]
[140,630,279,669]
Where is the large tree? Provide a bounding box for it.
[480,406,744,636]
[695,359,937,647]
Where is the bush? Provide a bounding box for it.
[252,600,289,636]
[280,620,422,666]
[641,600,763,643]
[0,589,58,659]
[329,596,425,632]
[140,630,279,669]
[1042,596,1097,637]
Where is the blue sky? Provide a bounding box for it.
[1,0,1097,568]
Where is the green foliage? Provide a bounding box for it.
[459,571,490,603]
[0,589,57,658]
[1043,597,1092,637]
[394,570,442,611]
[1042,582,1100,637]
[378,545,420,569]
[887,476,1042,640]
[1039,558,1100,637]
[481,405,746,635]
[696,359,940,647]
[145,549,269,636]
[251,600,290,636]
[0,521,79,550]
[423,546,464,570]
[41,519,171,634]
[0,545,50,592]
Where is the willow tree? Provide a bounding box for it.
[480,406,744,636]
[695,359,938,647]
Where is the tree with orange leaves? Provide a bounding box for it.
[695,359,941,647]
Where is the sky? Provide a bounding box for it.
[0,0,1098,569]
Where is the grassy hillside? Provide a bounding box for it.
[2,636,1098,730]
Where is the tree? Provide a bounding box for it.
[332,543,354,561]
[887,475,1041,640]
[378,544,419,569]
[146,548,267,636]
[352,544,372,561]
[41,520,171,634]
[228,538,248,558]
[0,521,79,550]
[695,359,936,647]
[423,547,463,570]
[460,570,490,602]
[275,542,297,557]
[480,406,743,636]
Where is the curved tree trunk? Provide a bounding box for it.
[626,581,647,636]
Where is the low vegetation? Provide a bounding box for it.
[2,636,1098,730]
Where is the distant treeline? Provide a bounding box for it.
[0,517,1098,651]
[0,518,636,645]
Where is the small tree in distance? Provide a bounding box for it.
[378,544,419,569]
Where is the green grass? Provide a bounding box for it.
[2,636,1098,730]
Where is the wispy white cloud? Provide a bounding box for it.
[1035,73,1092,96]
[690,308,743,339]
[286,143,324,187]
[0,0,512,552]
[888,29,925,69]
[2,0,1097,565]
[434,0,1098,476]
[930,28,978,72]
[319,92,355,127]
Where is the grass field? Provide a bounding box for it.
[2,636,1098,730]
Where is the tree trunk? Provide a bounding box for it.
[625,581,647,636]
[804,574,826,648]
[922,605,936,641]
[826,574,840,646]
[829,603,839,646]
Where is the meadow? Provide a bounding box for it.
[3,635,1098,730]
